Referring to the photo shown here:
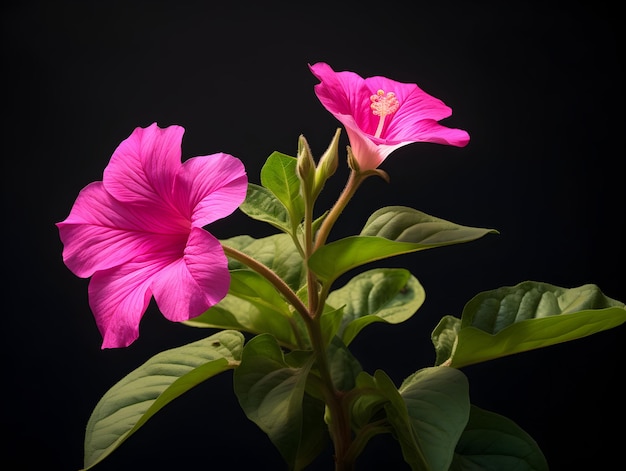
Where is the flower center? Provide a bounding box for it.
[370,89,399,138]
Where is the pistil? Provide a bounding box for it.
[370,89,399,138]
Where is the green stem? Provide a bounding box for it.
[303,179,319,316]
[307,317,354,471]
[221,244,311,322]
[345,421,391,465]
[314,170,365,251]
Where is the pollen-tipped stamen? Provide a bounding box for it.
[370,89,399,138]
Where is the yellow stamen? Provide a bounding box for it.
[370,89,399,138]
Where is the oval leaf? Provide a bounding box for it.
[450,405,548,470]
[361,206,498,244]
[309,207,496,283]
[82,331,245,470]
[327,268,425,345]
[393,367,471,471]
[260,151,304,226]
[233,334,322,470]
[239,183,292,233]
[444,281,626,368]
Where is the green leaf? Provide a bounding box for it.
[431,315,461,367]
[450,405,548,471]
[433,281,626,368]
[222,234,306,292]
[319,304,344,346]
[327,336,363,391]
[351,372,388,430]
[327,268,425,345]
[361,206,498,242]
[82,331,244,470]
[260,151,305,229]
[388,367,471,471]
[184,271,303,349]
[233,334,324,470]
[228,269,292,316]
[239,183,292,234]
[309,206,496,283]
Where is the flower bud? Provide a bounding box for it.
[313,128,341,197]
[297,134,315,193]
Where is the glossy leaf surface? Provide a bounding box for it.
[82,331,244,470]
[450,405,548,470]
[432,281,626,368]
[327,268,425,345]
[309,206,496,283]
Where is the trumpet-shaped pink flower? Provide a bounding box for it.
[309,62,470,171]
[57,123,248,348]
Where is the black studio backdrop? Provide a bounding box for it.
[3,2,624,470]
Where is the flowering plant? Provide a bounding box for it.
[58,62,625,471]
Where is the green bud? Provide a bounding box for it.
[313,128,341,198]
[297,134,315,191]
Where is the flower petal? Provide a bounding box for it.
[56,182,187,278]
[310,62,470,170]
[364,76,453,124]
[89,260,161,349]
[389,118,470,147]
[173,152,248,227]
[151,227,230,322]
[310,62,372,130]
[103,123,184,208]
[342,120,411,171]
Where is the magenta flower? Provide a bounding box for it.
[309,62,470,171]
[57,123,248,348]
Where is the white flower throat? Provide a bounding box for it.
[370,89,399,138]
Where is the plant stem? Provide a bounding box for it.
[221,244,311,321]
[307,317,355,471]
[314,170,365,251]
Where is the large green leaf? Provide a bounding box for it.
[391,367,471,471]
[326,268,425,345]
[223,234,306,292]
[309,206,496,283]
[432,281,626,368]
[233,334,325,470]
[450,405,548,470]
[82,331,244,470]
[239,183,292,234]
[183,270,303,349]
[260,151,305,228]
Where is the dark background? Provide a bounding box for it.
[3,1,624,470]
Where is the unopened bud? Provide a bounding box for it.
[297,134,315,191]
[313,128,341,197]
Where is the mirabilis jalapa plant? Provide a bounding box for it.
[58,62,626,471]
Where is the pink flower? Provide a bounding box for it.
[57,123,248,348]
[309,62,470,171]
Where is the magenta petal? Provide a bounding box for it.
[310,62,470,170]
[151,227,230,322]
[393,119,470,147]
[173,153,248,227]
[343,121,412,171]
[56,181,187,277]
[89,261,162,348]
[364,76,454,126]
[103,123,184,207]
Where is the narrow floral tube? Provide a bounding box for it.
[57,123,248,348]
[310,62,470,171]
